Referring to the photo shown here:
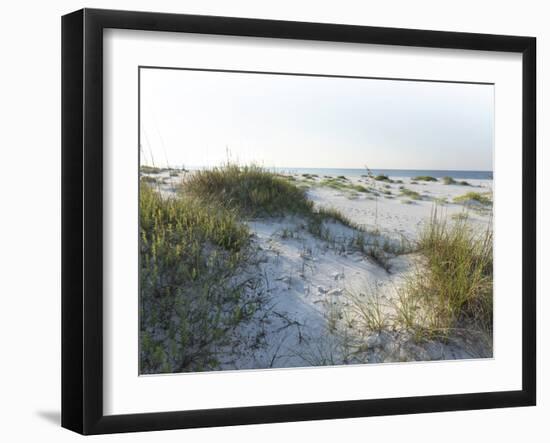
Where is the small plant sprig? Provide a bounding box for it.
[364,164,378,227]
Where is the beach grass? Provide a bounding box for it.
[140,165,163,174]
[374,174,391,182]
[139,182,263,373]
[441,176,456,185]
[412,175,437,182]
[182,164,314,217]
[182,164,362,237]
[319,178,371,194]
[442,176,471,186]
[141,175,160,184]
[453,191,492,206]
[395,210,493,339]
[399,187,422,200]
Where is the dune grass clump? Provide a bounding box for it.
[412,175,437,182]
[374,174,391,182]
[442,176,471,186]
[395,211,493,339]
[141,175,160,184]
[307,206,363,241]
[320,178,370,194]
[302,173,318,180]
[182,164,314,217]
[442,176,457,185]
[140,165,163,174]
[399,187,422,200]
[183,164,360,243]
[453,192,492,206]
[139,183,262,374]
[316,206,357,229]
[351,184,369,193]
[320,178,348,190]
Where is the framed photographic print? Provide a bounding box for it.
[61,8,536,435]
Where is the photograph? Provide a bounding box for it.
[138,67,494,375]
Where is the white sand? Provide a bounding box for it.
[145,170,493,368]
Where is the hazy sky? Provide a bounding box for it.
[140,68,494,171]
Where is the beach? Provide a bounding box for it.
[140,167,493,371]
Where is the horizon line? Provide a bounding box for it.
[141,163,493,173]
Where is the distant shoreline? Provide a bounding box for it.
[163,165,493,180]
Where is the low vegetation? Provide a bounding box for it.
[182,164,364,240]
[442,176,471,186]
[141,175,159,184]
[395,210,493,339]
[399,187,422,200]
[140,165,163,174]
[302,173,318,180]
[453,191,492,206]
[139,182,264,373]
[141,161,493,368]
[412,175,437,182]
[183,164,314,217]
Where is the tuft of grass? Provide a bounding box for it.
[140,165,163,174]
[140,175,160,184]
[320,178,370,194]
[320,178,348,190]
[182,164,314,217]
[351,184,369,193]
[453,192,492,206]
[442,176,471,186]
[451,212,469,221]
[183,164,360,242]
[412,175,437,182]
[139,183,262,374]
[400,187,422,200]
[316,206,356,228]
[345,289,389,332]
[302,173,318,180]
[395,210,493,339]
[374,174,391,182]
[307,206,362,240]
[442,176,457,185]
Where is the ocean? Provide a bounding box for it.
[267,168,493,180]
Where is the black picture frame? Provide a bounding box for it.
[61,8,536,435]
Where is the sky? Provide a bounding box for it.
[139,68,494,171]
